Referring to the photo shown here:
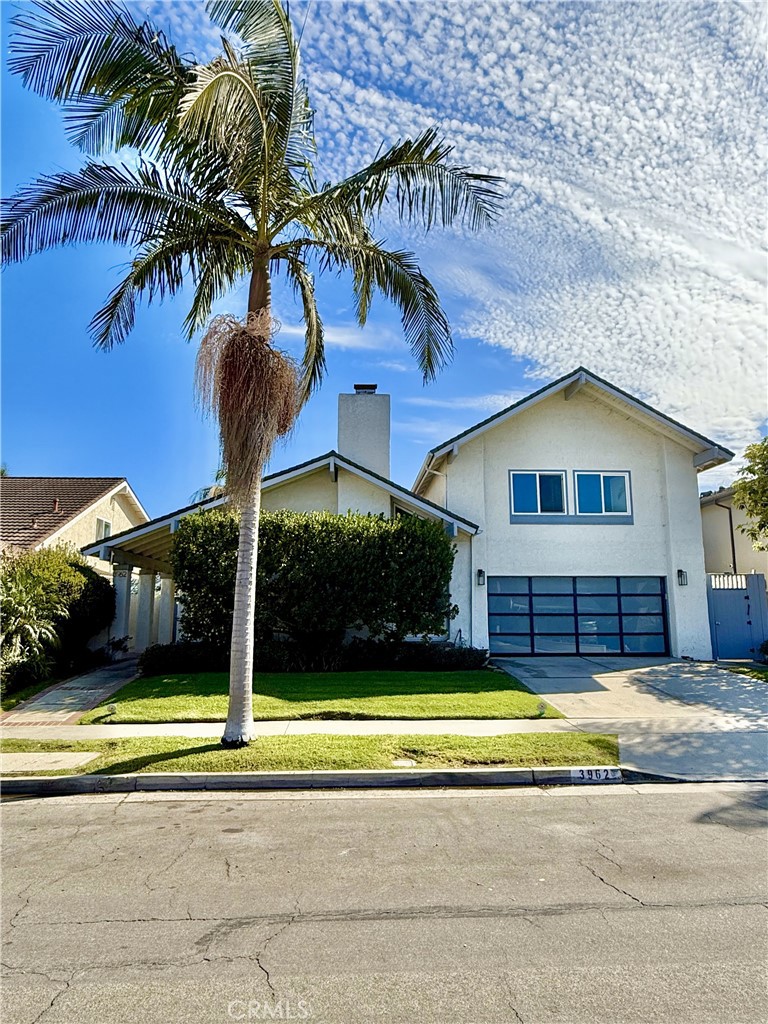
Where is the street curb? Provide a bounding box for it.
[0,765,623,795]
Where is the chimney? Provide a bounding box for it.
[52,498,61,513]
[337,384,390,478]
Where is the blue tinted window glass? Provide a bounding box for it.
[539,474,564,513]
[621,595,662,614]
[577,595,619,614]
[489,577,529,594]
[577,474,602,513]
[578,634,622,654]
[576,577,618,594]
[488,615,530,634]
[532,577,573,593]
[603,475,628,513]
[512,473,538,513]
[623,634,666,654]
[534,635,578,654]
[489,636,532,654]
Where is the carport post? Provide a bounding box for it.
[111,563,133,644]
[156,574,176,646]
[134,569,156,652]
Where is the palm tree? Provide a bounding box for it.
[2,0,503,744]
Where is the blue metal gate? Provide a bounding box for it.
[707,574,768,660]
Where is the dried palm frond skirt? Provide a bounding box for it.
[195,312,300,506]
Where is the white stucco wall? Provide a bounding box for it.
[437,389,714,658]
[701,496,768,576]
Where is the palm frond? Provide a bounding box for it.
[90,231,253,349]
[208,2,314,177]
[179,55,267,190]
[181,243,254,341]
[283,237,453,381]
[9,1,191,157]
[283,256,325,402]
[1,161,250,266]
[279,126,504,237]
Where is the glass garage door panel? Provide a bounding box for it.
[489,636,533,654]
[488,577,668,655]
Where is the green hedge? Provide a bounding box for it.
[171,508,457,664]
[0,546,115,692]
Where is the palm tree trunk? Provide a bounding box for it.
[221,259,271,746]
[222,478,262,744]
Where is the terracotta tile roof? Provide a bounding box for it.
[0,477,124,550]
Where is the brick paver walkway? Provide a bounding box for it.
[0,659,138,726]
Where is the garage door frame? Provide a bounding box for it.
[488,575,670,656]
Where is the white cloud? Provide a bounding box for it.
[279,322,402,351]
[145,1,767,474]
[404,391,527,411]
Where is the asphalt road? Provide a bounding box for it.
[2,783,767,1024]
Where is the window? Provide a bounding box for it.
[575,472,630,515]
[95,518,111,541]
[510,472,566,515]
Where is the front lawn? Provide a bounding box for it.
[0,733,618,775]
[728,665,768,683]
[79,669,562,724]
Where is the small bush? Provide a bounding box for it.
[758,639,768,664]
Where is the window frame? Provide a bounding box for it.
[574,471,632,517]
[95,517,112,541]
[509,470,567,517]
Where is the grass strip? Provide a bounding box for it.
[78,669,562,724]
[0,733,617,776]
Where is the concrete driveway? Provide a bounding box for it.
[497,657,768,782]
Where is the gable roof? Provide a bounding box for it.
[81,451,477,573]
[413,366,734,493]
[0,477,147,551]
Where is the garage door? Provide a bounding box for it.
[488,576,668,656]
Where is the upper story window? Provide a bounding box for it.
[95,518,112,541]
[575,472,630,515]
[510,471,566,515]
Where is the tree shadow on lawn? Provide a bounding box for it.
[130,669,530,703]
[92,742,224,775]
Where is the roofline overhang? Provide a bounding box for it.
[412,366,734,493]
[82,453,478,562]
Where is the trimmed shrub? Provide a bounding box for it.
[0,546,115,691]
[170,509,457,667]
[138,637,488,677]
[138,641,228,677]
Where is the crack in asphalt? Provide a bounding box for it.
[580,862,644,905]
[4,894,763,934]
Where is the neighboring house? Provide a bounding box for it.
[700,487,768,577]
[0,476,148,575]
[84,368,733,660]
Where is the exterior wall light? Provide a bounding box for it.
[477,569,486,586]
[677,570,688,586]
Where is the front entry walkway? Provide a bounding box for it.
[495,656,768,781]
[0,659,138,727]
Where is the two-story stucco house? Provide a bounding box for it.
[411,368,733,660]
[85,368,733,659]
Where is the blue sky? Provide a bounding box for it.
[2,1,766,518]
